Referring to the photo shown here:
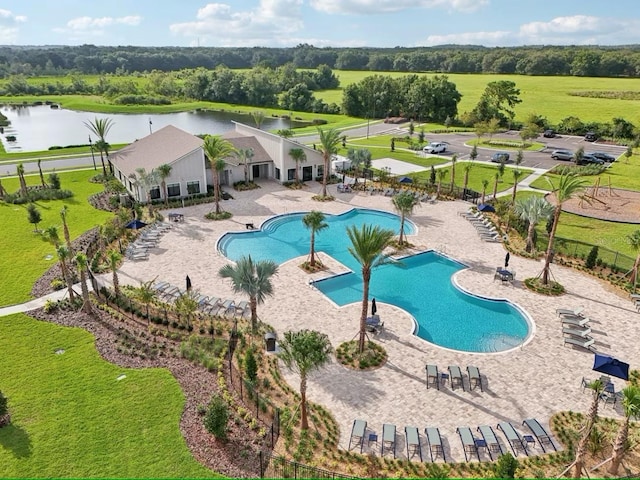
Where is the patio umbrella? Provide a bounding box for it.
[125,219,147,230]
[371,298,377,316]
[398,176,413,184]
[477,203,496,212]
[504,252,510,269]
[592,354,629,381]
[186,275,192,291]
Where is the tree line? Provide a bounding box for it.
[3,44,640,77]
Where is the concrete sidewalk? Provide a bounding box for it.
[0,280,95,317]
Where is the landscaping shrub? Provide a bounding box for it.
[245,348,258,384]
[494,452,519,478]
[48,172,61,189]
[204,393,229,440]
[585,246,599,270]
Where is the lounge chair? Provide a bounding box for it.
[556,306,584,317]
[497,422,528,457]
[426,364,439,390]
[561,316,590,328]
[564,336,596,351]
[477,425,503,460]
[429,194,437,204]
[562,326,592,338]
[522,418,556,453]
[405,426,422,461]
[425,427,446,462]
[348,419,366,452]
[457,426,479,462]
[382,423,396,458]
[203,297,221,314]
[467,366,483,392]
[220,299,235,317]
[235,300,249,318]
[448,365,465,391]
[152,281,170,292]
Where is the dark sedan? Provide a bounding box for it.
[589,151,616,163]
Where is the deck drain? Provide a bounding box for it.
[54,349,65,355]
[116,374,127,381]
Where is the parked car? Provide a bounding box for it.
[577,154,605,166]
[543,129,555,138]
[584,132,597,142]
[551,149,574,161]
[589,151,616,163]
[423,142,447,154]
[490,152,510,163]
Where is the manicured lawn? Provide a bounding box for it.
[0,144,128,162]
[0,170,113,306]
[0,313,217,478]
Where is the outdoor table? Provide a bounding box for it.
[366,315,381,326]
[474,438,487,451]
[440,373,449,386]
[523,435,536,448]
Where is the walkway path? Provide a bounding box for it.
[0,280,94,317]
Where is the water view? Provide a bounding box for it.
[0,104,303,152]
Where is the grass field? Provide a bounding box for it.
[0,144,129,162]
[0,313,217,478]
[0,170,113,306]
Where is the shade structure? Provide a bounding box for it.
[593,354,629,381]
[505,252,510,268]
[125,219,147,229]
[371,298,377,316]
[398,176,413,184]
[186,275,192,291]
[477,203,495,212]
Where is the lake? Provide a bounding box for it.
[0,105,302,152]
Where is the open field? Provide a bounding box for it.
[0,313,217,478]
[0,144,128,162]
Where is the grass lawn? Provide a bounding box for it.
[0,144,129,162]
[0,170,113,306]
[0,313,217,478]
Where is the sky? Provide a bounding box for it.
[2,0,640,48]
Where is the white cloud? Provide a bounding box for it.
[0,8,27,43]
[308,0,488,15]
[170,0,304,47]
[62,15,142,31]
[423,30,511,47]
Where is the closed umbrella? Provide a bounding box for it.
[371,298,377,316]
[186,275,192,291]
[592,354,629,381]
[505,252,510,269]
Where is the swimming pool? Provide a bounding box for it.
[218,208,530,353]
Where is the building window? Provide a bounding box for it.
[187,181,200,195]
[287,169,295,181]
[150,186,161,200]
[317,165,324,178]
[275,167,280,180]
[128,180,133,190]
[167,183,181,197]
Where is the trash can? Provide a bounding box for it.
[264,332,277,352]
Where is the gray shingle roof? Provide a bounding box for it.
[222,132,271,163]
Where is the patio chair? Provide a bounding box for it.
[348,419,367,452]
[382,423,396,458]
[497,422,528,457]
[562,326,592,338]
[477,425,503,460]
[561,316,590,328]
[152,281,170,292]
[425,427,446,462]
[457,426,479,462]
[203,297,221,314]
[235,300,249,318]
[429,194,437,204]
[563,336,596,352]
[405,426,422,461]
[426,364,439,390]
[448,365,465,391]
[220,299,236,317]
[467,366,483,392]
[522,418,556,453]
[600,391,618,407]
[556,306,584,317]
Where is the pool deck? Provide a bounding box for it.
[118,180,638,463]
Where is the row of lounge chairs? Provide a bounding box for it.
[459,209,502,242]
[426,364,483,392]
[125,222,173,261]
[152,281,250,318]
[556,307,597,351]
[349,418,555,462]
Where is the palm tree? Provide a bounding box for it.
[84,117,114,176]
[346,224,395,353]
[347,148,371,183]
[75,252,92,314]
[514,196,554,253]
[573,379,604,478]
[302,211,328,268]
[449,154,458,193]
[317,127,341,198]
[16,163,27,197]
[541,174,588,285]
[392,191,419,246]
[133,167,159,215]
[493,161,506,200]
[203,135,236,215]
[0,177,5,197]
[289,148,307,184]
[106,249,122,296]
[37,159,47,187]
[436,168,448,198]
[278,329,333,430]
[251,110,265,129]
[43,225,61,247]
[218,255,278,333]
[608,385,640,475]
[511,169,523,204]
[60,205,73,254]
[277,128,293,139]
[136,279,157,323]
[156,164,172,206]
[174,290,199,330]
[235,148,254,187]
[56,245,76,302]
[627,230,640,288]
[481,179,489,204]
[462,160,474,194]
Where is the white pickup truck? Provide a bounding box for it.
[423,142,447,154]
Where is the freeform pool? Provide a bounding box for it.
[218,209,530,353]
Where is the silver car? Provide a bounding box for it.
[551,149,574,161]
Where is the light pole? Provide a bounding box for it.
[88,135,97,170]
[149,118,153,135]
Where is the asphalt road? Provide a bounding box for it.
[0,154,100,176]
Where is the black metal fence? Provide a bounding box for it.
[259,452,358,479]
[539,235,635,273]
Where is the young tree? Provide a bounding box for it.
[574,146,585,165]
[392,190,419,246]
[514,196,554,253]
[346,224,395,353]
[436,168,448,198]
[60,205,73,254]
[430,165,436,186]
[43,225,61,247]
[516,149,524,166]
[573,379,604,478]
[462,160,474,195]
[84,117,114,176]
[37,159,47,187]
[56,245,76,302]
[449,154,458,193]
[174,290,199,330]
[16,163,28,197]
[302,211,328,268]
[218,255,278,333]
[48,172,61,189]
[250,110,265,129]
[203,135,236,215]
[156,163,172,206]
[608,385,640,475]
[317,127,341,198]
[136,279,157,323]
[106,249,122,296]
[626,230,640,288]
[244,348,258,384]
[493,161,506,199]
[0,177,5,197]
[624,145,633,163]
[511,169,523,204]
[204,393,229,440]
[469,144,478,162]
[481,179,489,204]
[278,329,333,430]
[27,203,42,232]
[75,252,93,314]
[289,148,307,184]
[235,148,255,187]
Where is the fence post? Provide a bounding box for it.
[613,251,619,270]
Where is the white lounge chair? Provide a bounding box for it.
[564,336,596,351]
[562,326,592,338]
[556,307,584,317]
[561,316,590,327]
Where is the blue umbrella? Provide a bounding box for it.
[477,203,496,212]
[125,219,147,229]
[592,354,629,381]
[398,176,413,184]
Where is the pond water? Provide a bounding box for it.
[0,104,303,152]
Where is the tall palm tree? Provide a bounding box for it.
[84,117,114,176]
[37,159,47,187]
[346,224,395,353]
[449,154,458,193]
[289,148,307,184]
[608,385,640,475]
[462,160,474,194]
[136,279,157,323]
[235,148,254,186]
[392,190,419,246]
[481,179,489,204]
[60,205,73,254]
[203,135,236,215]
[16,163,27,197]
[347,148,371,183]
[133,167,159,215]
[218,255,278,333]
[251,110,265,129]
[541,174,588,285]
[75,252,92,314]
[436,168,448,198]
[106,249,122,296]
[493,161,506,200]
[56,245,76,302]
[156,163,172,206]
[514,196,554,253]
[573,379,604,478]
[278,329,333,430]
[302,211,328,268]
[626,230,640,288]
[317,127,341,198]
[511,169,523,204]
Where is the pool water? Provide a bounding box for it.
[218,208,530,353]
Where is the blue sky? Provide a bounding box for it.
[2,0,640,48]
